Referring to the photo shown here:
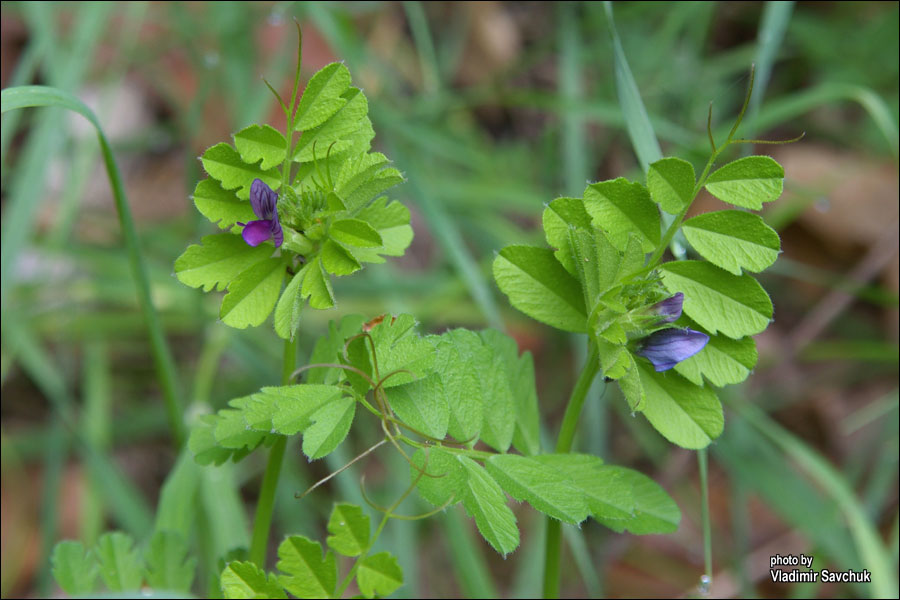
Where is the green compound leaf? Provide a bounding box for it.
[432,329,487,443]
[647,157,696,214]
[493,245,587,333]
[485,454,589,524]
[534,454,634,523]
[255,384,346,436]
[274,265,308,341]
[306,315,367,385]
[301,256,335,310]
[214,396,271,451]
[51,541,99,596]
[96,532,143,592]
[352,198,414,263]
[193,178,256,229]
[234,124,287,171]
[144,530,196,593]
[277,536,337,599]
[636,363,724,449]
[363,314,436,388]
[616,352,645,412]
[220,257,287,329]
[295,62,352,131]
[596,466,681,535]
[659,260,773,338]
[674,317,758,387]
[221,561,287,599]
[201,142,280,200]
[480,329,541,456]
[476,347,516,453]
[330,218,383,247]
[412,447,466,507]
[387,374,449,440]
[357,552,403,599]
[341,165,404,214]
[302,394,356,460]
[542,196,593,275]
[704,155,784,210]
[293,88,369,162]
[321,239,362,275]
[682,210,781,275]
[584,178,660,253]
[175,234,274,292]
[458,455,519,556]
[189,415,238,465]
[326,503,370,557]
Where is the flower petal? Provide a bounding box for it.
[250,178,278,219]
[652,292,684,323]
[636,327,709,372]
[270,213,284,248]
[241,219,274,246]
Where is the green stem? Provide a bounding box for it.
[335,467,419,598]
[248,338,296,567]
[2,86,187,448]
[554,344,601,455]
[543,343,601,599]
[698,448,713,584]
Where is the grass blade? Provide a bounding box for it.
[735,401,898,598]
[746,1,795,138]
[601,1,662,171]
[1,85,185,447]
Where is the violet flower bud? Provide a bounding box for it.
[651,292,684,323]
[636,327,709,372]
[238,179,283,247]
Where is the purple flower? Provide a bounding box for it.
[238,179,283,248]
[651,292,684,323]
[636,328,709,372]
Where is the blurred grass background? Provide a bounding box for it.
[1,1,897,598]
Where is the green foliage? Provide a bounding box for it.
[356,553,404,599]
[175,60,411,340]
[220,504,403,599]
[326,504,370,557]
[96,531,143,592]
[659,260,773,338]
[51,530,196,595]
[492,245,587,332]
[51,541,98,596]
[703,155,785,210]
[221,562,287,599]
[493,149,785,452]
[584,178,660,252]
[647,157,696,214]
[144,531,197,593]
[682,210,781,275]
[413,451,681,549]
[276,536,337,598]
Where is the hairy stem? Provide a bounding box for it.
[543,343,601,598]
[248,338,296,567]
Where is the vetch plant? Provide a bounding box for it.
[45,25,793,599]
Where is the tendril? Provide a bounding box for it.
[295,439,388,500]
